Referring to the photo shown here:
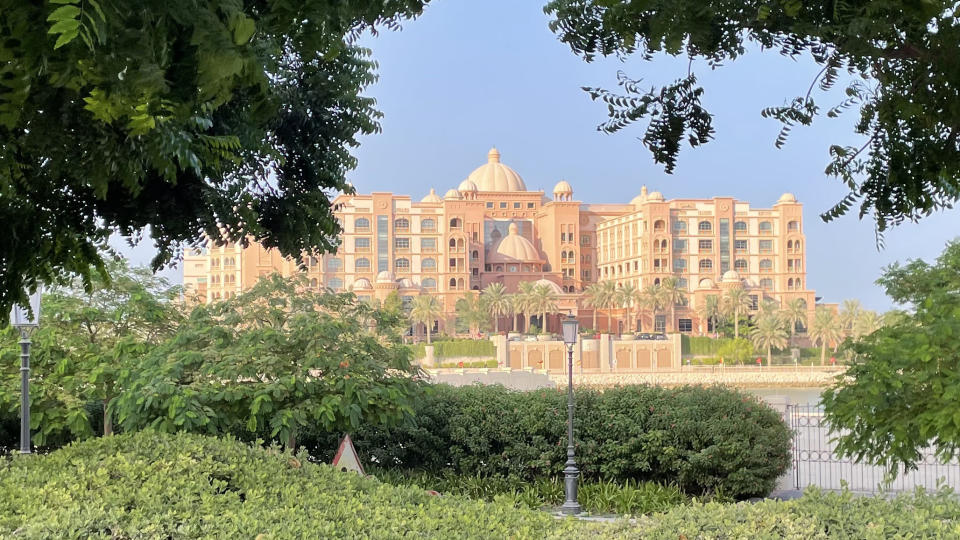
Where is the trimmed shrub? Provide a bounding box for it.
[410,339,496,359]
[684,336,730,356]
[302,384,791,499]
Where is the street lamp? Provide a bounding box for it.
[9,289,41,455]
[560,312,581,515]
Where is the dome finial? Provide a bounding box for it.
[488,147,500,163]
[508,222,519,235]
[641,185,648,196]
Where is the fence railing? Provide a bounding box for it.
[786,403,960,493]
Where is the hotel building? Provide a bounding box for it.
[184,148,817,335]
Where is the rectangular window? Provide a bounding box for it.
[513,202,521,209]
[499,202,507,209]
[748,295,759,310]
[698,239,713,252]
[581,235,591,246]
[759,239,773,254]
[377,216,389,272]
[678,319,693,333]
[735,239,747,252]
[654,315,666,333]
[421,237,436,251]
[719,218,730,275]
[394,238,410,250]
[355,238,370,250]
[527,202,535,209]
[673,258,687,272]
[674,239,687,253]
[486,202,494,208]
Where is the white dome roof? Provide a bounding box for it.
[697,278,716,289]
[444,189,462,199]
[648,191,664,201]
[488,223,542,264]
[420,188,442,203]
[533,279,563,295]
[352,278,372,290]
[630,185,650,206]
[553,180,573,194]
[777,192,797,203]
[376,271,395,283]
[398,278,419,289]
[458,179,478,192]
[721,270,741,283]
[465,148,527,192]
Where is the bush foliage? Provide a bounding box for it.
[410,339,496,359]
[303,384,791,499]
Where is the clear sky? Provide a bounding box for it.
[125,0,960,311]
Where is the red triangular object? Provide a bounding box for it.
[331,434,365,475]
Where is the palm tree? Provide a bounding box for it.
[723,286,753,339]
[749,312,789,365]
[599,280,619,333]
[455,291,488,336]
[639,284,667,333]
[582,282,604,332]
[660,277,686,332]
[782,298,809,346]
[616,283,641,333]
[839,299,863,338]
[697,294,723,335]
[853,310,881,340]
[530,283,559,333]
[482,283,510,333]
[409,294,442,344]
[808,307,842,365]
[515,281,537,332]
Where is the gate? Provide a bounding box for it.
[787,403,960,493]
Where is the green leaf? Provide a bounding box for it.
[233,17,256,45]
[47,5,81,22]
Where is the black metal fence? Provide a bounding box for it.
[786,403,960,493]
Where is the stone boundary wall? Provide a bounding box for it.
[548,368,844,388]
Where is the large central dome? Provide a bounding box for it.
[465,148,527,192]
[488,223,542,264]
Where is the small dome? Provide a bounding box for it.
[444,188,462,199]
[553,180,573,194]
[458,179,478,192]
[647,191,664,202]
[376,271,395,283]
[420,188,442,203]
[352,278,372,290]
[488,223,543,264]
[630,185,650,206]
[533,279,564,295]
[464,148,527,192]
[777,192,797,203]
[398,278,418,289]
[721,270,741,283]
[697,278,716,289]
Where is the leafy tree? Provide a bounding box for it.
[749,313,789,365]
[808,307,842,366]
[823,241,960,471]
[530,283,559,334]
[582,282,604,332]
[616,283,641,333]
[113,274,422,449]
[545,0,960,240]
[717,337,754,365]
[782,298,809,345]
[409,294,442,345]
[0,1,427,317]
[853,309,882,339]
[723,286,753,339]
[661,277,686,332]
[639,284,668,334]
[515,282,538,332]
[839,299,864,339]
[597,280,619,333]
[481,283,510,333]
[454,291,488,335]
[697,294,723,335]
[0,258,180,445]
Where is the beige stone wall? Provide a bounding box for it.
[549,367,844,388]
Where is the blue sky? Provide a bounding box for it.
[126,0,960,311]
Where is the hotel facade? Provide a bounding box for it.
[183,148,817,335]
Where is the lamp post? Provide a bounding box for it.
[9,290,41,455]
[560,312,581,515]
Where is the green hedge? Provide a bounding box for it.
[683,336,730,356]
[303,384,792,499]
[410,339,496,359]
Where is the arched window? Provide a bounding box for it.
[698,221,712,233]
[421,218,436,231]
[788,278,794,289]
[673,221,687,233]
[796,279,802,290]
[787,240,793,251]
[734,221,747,232]
[449,217,462,229]
[759,259,773,271]
[471,250,479,260]
[760,278,773,290]
[422,258,437,270]
[457,278,464,289]
[394,218,409,230]
[456,238,464,249]
[788,220,800,231]
[226,274,235,284]
[759,221,773,233]
[422,278,437,289]
[654,278,661,286]
[660,239,668,251]
[355,217,370,231]
[394,258,410,270]
[328,278,344,290]
[734,259,748,271]
[653,219,665,232]
[794,240,802,252]
[699,259,713,271]
[326,258,343,272]
[449,278,457,288]
[355,257,370,270]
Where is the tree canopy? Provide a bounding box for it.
[0,0,426,316]
[545,0,960,240]
[822,240,960,471]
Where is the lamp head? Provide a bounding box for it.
[561,312,579,345]
[9,289,41,329]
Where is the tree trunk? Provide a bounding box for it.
[767,345,772,366]
[426,323,432,345]
[494,315,499,333]
[592,308,597,332]
[670,304,675,332]
[286,432,296,452]
[820,340,826,366]
[734,308,740,339]
[541,310,546,333]
[103,398,113,436]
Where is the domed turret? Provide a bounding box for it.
[647,190,665,202]
[398,278,419,289]
[464,148,527,192]
[458,179,478,200]
[444,188,462,200]
[533,278,563,295]
[697,278,716,289]
[630,185,650,207]
[721,270,741,283]
[420,188,442,203]
[376,271,396,284]
[352,278,372,290]
[553,180,573,201]
[777,192,797,204]
[487,223,543,264]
